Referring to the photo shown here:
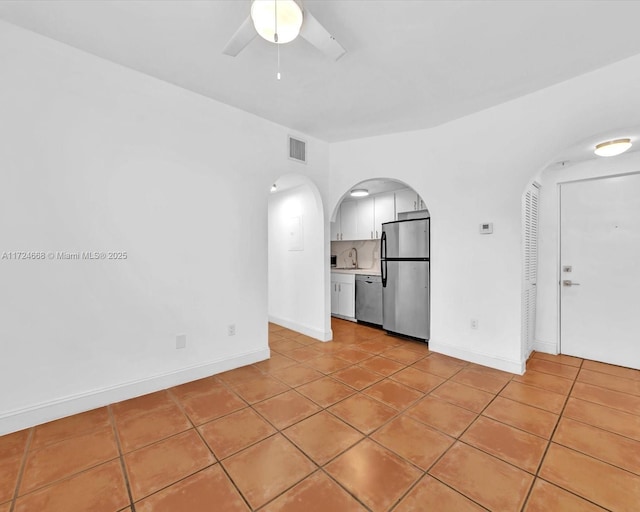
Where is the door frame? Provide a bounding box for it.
[556,170,640,355]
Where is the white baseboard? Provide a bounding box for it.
[0,348,270,436]
[330,314,357,324]
[531,339,558,355]
[429,341,525,375]
[268,315,332,342]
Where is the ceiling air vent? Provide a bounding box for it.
[288,136,307,164]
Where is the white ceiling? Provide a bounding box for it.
[2,1,640,142]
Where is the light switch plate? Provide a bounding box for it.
[479,222,493,234]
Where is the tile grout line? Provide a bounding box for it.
[316,466,375,512]
[386,362,511,512]
[531,476,617,512]
[558,402,640,443]
[405,352,508,508]
[307,339,480,511]
[405,356,563,509]
[573,374,640,400]
[108,405,138,512]
[290,323,640,507]
[118,415,227,507]
[8,427,33,512]
[6,322,638,512]
[518,357,585,511]
[169,384,255,511]
[252,335,424,511]
[518,354,571,512]
[223,375,325,511]
[255,357,375,512]
[439,353,574,510]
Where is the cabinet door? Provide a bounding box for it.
[331,280,340,314]
[338,281,355,318]
[340,200,358,241]
[395,189,418,218]
[356,197,375,240]
[330,207,342,241]
[374,193,395,238]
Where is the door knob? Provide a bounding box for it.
[562,280,581,287]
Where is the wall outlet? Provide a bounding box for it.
[176,334,186,349]
[470,319,478,330]
[228,324,236,336]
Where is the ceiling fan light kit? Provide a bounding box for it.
[251,0,303,44]
[223,0,346,61]
[594,138,632,157]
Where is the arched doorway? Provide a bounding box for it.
[522,128,640,369]
[267,174,331,341]
[330,178,430,340]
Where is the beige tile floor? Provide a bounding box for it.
[1,318,640,511]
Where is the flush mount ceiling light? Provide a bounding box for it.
[270,184,277,192]
[251,0,303,44]
[594,138,632,157]
[350,189,369,197]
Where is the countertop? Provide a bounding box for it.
[331,267,381,276]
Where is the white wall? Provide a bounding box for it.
[268,178,331,340]
[535,151,640,353]
[329,53,640,374]
[0,21,329,435]
[3,18,640,434]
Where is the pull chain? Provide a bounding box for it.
[275,0,281,80]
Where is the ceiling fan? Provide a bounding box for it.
[222,0,346,61]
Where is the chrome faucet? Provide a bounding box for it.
[349,248,358,268]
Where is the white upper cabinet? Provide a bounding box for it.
[394,188,426,219]
[374,192,395,238]
[340,200,358,241]
[331,206,342,241]
[356,196,375,240]
[334,189,421,240]
[395,188,418,217]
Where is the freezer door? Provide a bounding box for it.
[382,219,429,259]
[382,260,430,340]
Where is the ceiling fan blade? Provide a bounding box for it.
[222,16,257,57]
[299,10,346,61]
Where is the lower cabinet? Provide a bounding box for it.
[331,272,355,319]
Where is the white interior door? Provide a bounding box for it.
[560,173,640,369]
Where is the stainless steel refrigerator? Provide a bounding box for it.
[381,217,430,341]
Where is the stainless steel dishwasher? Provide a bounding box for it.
[355,274,383,326]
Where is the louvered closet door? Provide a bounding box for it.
[522,184,539,353]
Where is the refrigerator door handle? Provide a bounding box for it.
[381,260,387,288]
[381,230,387,260]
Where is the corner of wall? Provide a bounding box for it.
[268,315,332,342]
[531,339,558,355]
[429,340,526,375]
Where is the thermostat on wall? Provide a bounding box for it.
[479,222,493,234]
